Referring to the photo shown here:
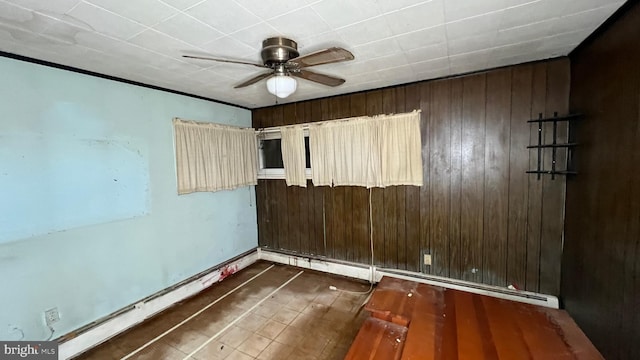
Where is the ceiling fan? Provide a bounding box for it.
[183,37,354,98]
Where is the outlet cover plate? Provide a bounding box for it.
[45,308,60,326]
[421,250,431,273]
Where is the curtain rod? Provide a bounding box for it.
[173,117,254,131]
[256,109,422,133]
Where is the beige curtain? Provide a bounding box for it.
[380,112,423,186]
[173,118,257,194]
[309,117,381,187]
[280,125,307,187]
[309,111,422,188]
[309,123,335,186]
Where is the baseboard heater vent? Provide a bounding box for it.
[258,248,559,309]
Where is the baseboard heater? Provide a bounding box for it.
[258,248,559,309]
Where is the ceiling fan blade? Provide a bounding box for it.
[182,55,268,69]
[234,71,275,88]
[288,47,354,68]
[291,69,345,87]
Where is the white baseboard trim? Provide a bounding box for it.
[58,250,259,360]
[257,249,559,309]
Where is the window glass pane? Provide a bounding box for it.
[304,136,311,169]
[261,139,284,169]
[260,135,311,169]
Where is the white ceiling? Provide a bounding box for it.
[0,0,626,108]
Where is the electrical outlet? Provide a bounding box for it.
[423,254,432,266]
[44,308,60,326]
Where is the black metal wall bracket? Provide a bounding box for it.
[526,112,582,180]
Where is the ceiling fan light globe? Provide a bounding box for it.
[266,75,297,98]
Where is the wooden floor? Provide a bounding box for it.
[74,261,370,360]
[346,277,603,360]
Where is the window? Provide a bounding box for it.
[257,128,311,179]
[256,110,422,186]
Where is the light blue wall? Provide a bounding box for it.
[0,56,257,340]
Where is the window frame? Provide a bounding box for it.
[256,127,312,180]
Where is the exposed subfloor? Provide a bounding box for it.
[73,261,371,360]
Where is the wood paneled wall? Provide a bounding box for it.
[564,1,640,359]
[253,58,570,295]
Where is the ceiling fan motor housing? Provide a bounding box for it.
[261,37,299,67]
